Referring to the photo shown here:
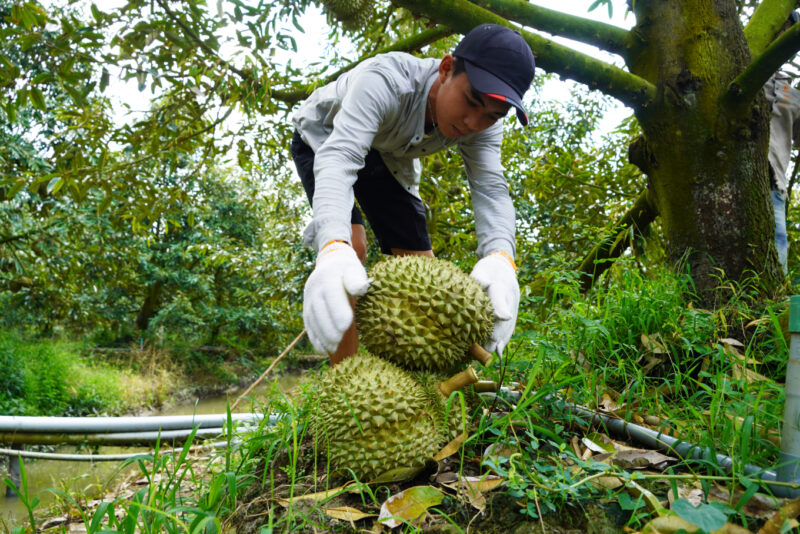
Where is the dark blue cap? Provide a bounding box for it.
[454,24,536,126]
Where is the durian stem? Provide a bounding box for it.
[474,380,499,393]
[439,367,479,397]
[469,343,493,366]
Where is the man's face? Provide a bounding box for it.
[434,59,512,138]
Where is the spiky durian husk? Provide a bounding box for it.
[320,0,375,32]
[413,371,478,442]
[356,256,494,372]
[311,353,442,480]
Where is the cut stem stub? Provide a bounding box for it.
[469,343,492,366]
[439,367,479,397]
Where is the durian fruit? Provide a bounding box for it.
[320,0,375,32]
[414,368,480,442]
[311,353,442,481]
[356,255,494,372]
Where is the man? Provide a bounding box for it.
[765,11,800,274]
[291,24,536,364]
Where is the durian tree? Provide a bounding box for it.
[390,0,797,304]
[3,0,798,308]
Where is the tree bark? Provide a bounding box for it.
[136,281,163,331]
[624,0,782,302]
[390,0,788,305]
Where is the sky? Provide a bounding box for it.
[531,1,635,134]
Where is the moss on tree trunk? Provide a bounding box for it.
[627,0,781,302]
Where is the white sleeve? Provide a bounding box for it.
[303,71,398,251]
[458,123,516,258]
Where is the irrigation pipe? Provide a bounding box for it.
[486,388,800,497]
[230,328,306,411]
[1,427,230,446]
[0,441,231,462]
[0,413,265,434]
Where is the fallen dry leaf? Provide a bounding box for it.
[642,515,750,533]
[708,486,780,520]
[613,449,676,470]
[434,433,466,461]
[758,497,800,534]
[583,432,616,454]
[275,482,354,507]
[324,506,375,522]
[719,337,745,348]
[589,475,624,490]
[443,475,503,513]
[668,486,704,507]
[378,486,444,529]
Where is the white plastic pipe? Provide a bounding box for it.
[777,294,800,495]
[0,413,267,434]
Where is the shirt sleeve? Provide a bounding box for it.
[458,123,516,259]
[302,70,398,252]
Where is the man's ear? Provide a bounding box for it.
[438,54,454,81]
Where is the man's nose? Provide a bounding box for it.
[464,111,481,131]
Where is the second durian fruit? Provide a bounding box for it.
[311,353,442,481]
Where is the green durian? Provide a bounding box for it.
[320,0,375,32]
[414,368,482,442]
[311,353,442,481]
[356,256,494,372]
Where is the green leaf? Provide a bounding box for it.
[671,499,727,532]
[47,177,65,195]
[90,3,103,23]
[6,178,27,199]
[5,101,16,123]
[63,83,87,106]
[29,86,45,110]
[617,492,645,511]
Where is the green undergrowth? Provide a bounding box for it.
[0,330,293,417]
[2,261,796,533]
[0,332,179,416]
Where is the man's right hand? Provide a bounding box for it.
[303,240,370,354]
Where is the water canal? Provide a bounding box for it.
[0,373,303,525]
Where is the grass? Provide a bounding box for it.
[0,333,180,416]
[1,259,797,532]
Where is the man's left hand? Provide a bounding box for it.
[470,251,519,357]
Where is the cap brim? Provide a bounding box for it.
[463,60,529,126]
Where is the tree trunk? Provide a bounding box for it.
[136,281,163,331]
[626,0,782,303]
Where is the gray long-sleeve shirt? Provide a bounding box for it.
[765,73,800,196]
[292,52,516,258]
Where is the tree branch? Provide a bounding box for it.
[471,0,630,59]
[392,0,655,110]
[726,22,800,109]
[269,25,454,104]
[743,0,797,58]
[575,189,657,293]
[156,0,248,79]
[0,218,65,245]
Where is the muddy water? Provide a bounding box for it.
[0,373,303,526]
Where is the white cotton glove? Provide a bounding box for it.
[470,251,520,357]
[303,241,370,354]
